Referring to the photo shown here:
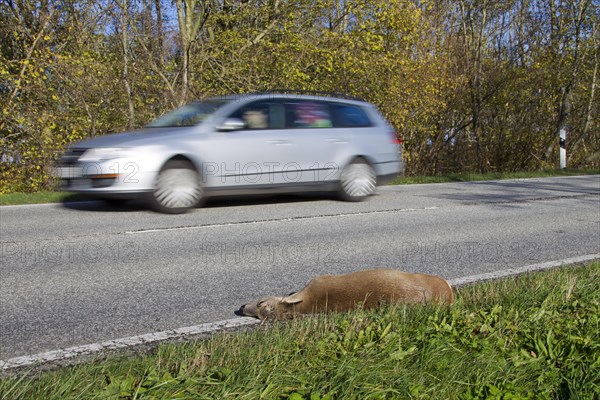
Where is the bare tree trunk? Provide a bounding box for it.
[572,21,599,156]
[547,0,590,163]
[175,0,189,103]
[119,0,135,129]
[460,0,488,173]
[155,0,164,67]
[582,35,598,140]
[175,0,209,104]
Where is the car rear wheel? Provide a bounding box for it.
[339,158,376,201]
[147,160,204,214]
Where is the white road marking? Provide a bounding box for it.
[448,253,600,287]
[125,207,440,234]
[1,253,598,373]
[0,318,260,372]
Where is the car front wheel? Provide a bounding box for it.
[147,160,204,214]
[338,158,376,201]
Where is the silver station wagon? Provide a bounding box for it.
[56,92,404,213]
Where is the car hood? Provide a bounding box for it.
[72,127,198,149]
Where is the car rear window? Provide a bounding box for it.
[332,104,372,127]
[286,102,333,128]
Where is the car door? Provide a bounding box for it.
[203,100,294,189]
[281,100,348,185]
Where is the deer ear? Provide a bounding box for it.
[281,293,303,305]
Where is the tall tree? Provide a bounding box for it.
[174,0,211,103]
[117,0,136,129]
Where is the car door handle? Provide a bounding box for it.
[326,138,348,144]
[267,140,291,146]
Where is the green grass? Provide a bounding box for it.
[389,168,599,186]
[0,191,88,206]
[2,262,599,399]
[1,169,598,206]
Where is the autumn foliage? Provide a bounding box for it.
[1,0,598,193]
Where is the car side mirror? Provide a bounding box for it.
[217,118,246,132]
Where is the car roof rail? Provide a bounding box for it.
[259,89,365,102]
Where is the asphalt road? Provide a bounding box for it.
[1,175,599,360]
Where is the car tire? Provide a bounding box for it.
[146,160,204,214]
[338,158,376,202]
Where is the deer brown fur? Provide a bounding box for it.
[238,269,453,321]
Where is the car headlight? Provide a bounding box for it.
[79,148,130,162]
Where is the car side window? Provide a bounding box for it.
[229,101,285,130]
[332,104,373,127]
[286,101,333,128]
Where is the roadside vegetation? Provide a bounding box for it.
[1,169,598,206]
[2,1,599,194]
[389,168,599,185]
[0,191,86,206]
[2,262,598,399]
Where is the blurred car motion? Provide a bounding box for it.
[56,91,404,213]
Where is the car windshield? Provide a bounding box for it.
[146,101,225,128]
